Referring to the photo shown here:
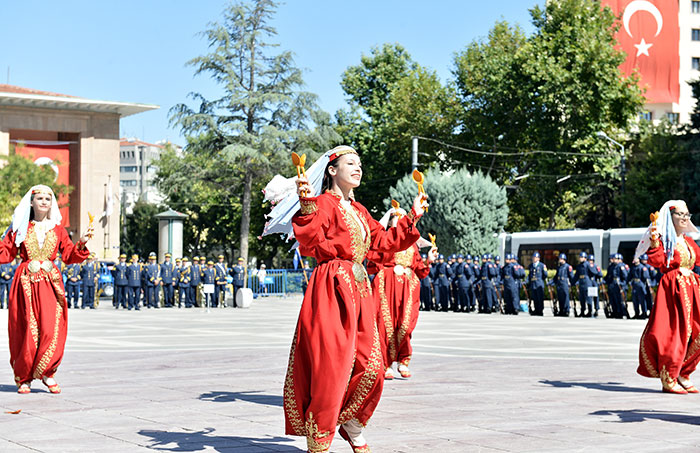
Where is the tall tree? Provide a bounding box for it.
[336,44,458,214]
[170,0,337,262]
[453,0,644,230]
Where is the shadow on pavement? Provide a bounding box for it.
[591,409,700,425]
[199,390,283,407]
[539,380,658,393]
[138,428,304,452]
[0,384,18,392]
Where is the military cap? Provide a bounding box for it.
[192,256,200,262]
[559,253,567,260]
[165,253,172,258]
[238,257,244,262]
[465,254,472,260]
[175,258,182,263]
[579,251,587,258]
[182,257,189,262]
[640,253,648,260]
[132,253,139,258]
[457,254,464,259]
[438,254,445,260]
[588,254,595,261]
[207,260,214,265]
[533,252,541,258]
[421,254,427,260]
[495,255,501,261]
[218,254,224,259]
[616,253,624,260]
[149,252,157,259]
[609,253,616,260]
[119,253,127,258]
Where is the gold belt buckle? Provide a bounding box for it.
[680,267,691,277]
[352,262,367,283]
[394,265,405,276]
[28,260,53,274]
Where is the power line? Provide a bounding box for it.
[414,136,615,157]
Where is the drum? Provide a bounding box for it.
[236,288,253,308]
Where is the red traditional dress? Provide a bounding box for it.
[0,222,89,386]
[638,235,700,386]
[285,191,421,452]
[368,243,429,371]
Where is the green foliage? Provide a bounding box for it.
[0,150,71,229]
[168,0,340,261]
[336,44,458,215]
[452,0,644,230]
[386,169,507,255]
[121,200,162,257]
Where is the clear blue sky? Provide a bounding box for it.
[1,1,542,145]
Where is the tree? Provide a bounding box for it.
[170,0,338,263]
[336,44,458,215]
[453,0,644,230]
[0,150,71,228]
[386,169,508,255]
[121,200,161,257]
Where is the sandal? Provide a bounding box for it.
[384,367,394,380]
[17,382,30,394]
[662,377,687,394]
[678,376,700,393]
[42,376,61,394]
[338,424,371,453]
[398,364,412,378]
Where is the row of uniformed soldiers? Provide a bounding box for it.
[63,253,100,309]
[111,252,247,310]
[420,253,527,315]
[418,250,659,319]
[0,260,18,308]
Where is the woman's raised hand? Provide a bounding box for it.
[412,192,429,218]
[296,176,315,198]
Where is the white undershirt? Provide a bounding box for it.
[32,220,51,248]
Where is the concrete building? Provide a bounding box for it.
[119,138,172,211]
[0,84,158,258]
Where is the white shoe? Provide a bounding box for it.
[384,367,394,380]
[398,363,412,378]
[340,419,367,448]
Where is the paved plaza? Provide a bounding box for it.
[0,297,699,452]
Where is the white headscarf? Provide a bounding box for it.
[261,146,357,240]
[378,207,406,229]
[11,185,62,247]
[634,200,698,265]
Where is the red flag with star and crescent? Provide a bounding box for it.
[601,0,679,103]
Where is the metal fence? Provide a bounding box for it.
[247,269,311,297]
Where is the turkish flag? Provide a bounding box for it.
[601,0,679,103]
[15,144,71,227]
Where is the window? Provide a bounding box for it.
[120,166,138,173]
[693,29,700,41]
[120,180,138,187]
[640,111,652,121]
[694,1,700,14]
[693,57,700,70]
[667,112,680,124]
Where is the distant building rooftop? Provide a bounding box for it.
[0,84,158,117]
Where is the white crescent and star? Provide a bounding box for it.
[622,0,664,57]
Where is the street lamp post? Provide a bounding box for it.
[597,131,626,228]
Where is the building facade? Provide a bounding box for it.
[119,138,169,211]
[0,84,157,258]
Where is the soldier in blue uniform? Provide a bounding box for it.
[0,261,14,308]
[452,254,470,312]
[528,252,547,316]
[419,253,433,311]
[191,256,203,307]
[144,252,161,308]
[127,254,142,310]
[587,255,603,317]
[214,255,227,307]
[605,253,624,319]
[112,254,128,309]
[479,254,499,313]
[554,254,573,316]
[640,253,656,315]
[229,257,246,307]
[63,262,81,309]
[80,253,98,309]
[501,254,518,314]
[178,257,192,308]
[512,255,527,312]
[432,254,451,311]
[628,257,650,319]
[470,255,481,308]
[464,254,477,312]
[160,253,175,307]
[202,260,217,307]
[173,258,181,306]
[572,252,594,317]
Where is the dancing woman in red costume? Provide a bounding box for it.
[264,146,427,452]
[0,185,92,394]
[636,200,700,393]
[367,207,436,380]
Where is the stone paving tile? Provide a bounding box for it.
[2,298,700,452]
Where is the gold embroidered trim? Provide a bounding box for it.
[337,322,383,425]
[400,357,411,367]
[397,274,419,354]
[305,412,331,453]
[283,330,305,436]
[377,270,396,364]
[299,198,318,215]
[677,273,693,343]
[660,365,677,390]
[406,209,415,221]
[20,272,38,348]
[640,325,659,377]
[394,246,414,268]
[24,225,58,262]
[677,237,695,270]
[34,289,62,379]
[337,266,354,298]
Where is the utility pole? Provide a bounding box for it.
[597,131,626,228]
[412,136,419,171]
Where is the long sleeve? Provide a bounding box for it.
[0,230,18,264]
[646,244,666,269]
[358,206,421,255]
[292,196,336,261]
[412,246,430,280]
[58,227,89,264]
